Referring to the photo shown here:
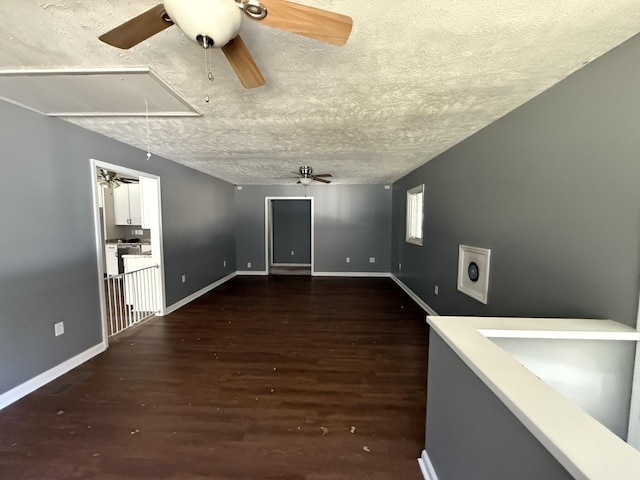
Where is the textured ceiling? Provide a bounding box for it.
[1,1,639,185]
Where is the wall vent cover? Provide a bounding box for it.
[457,244,491,304]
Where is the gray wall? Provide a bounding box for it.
[235,185,391,273]
[0,99,236,396]
[426,334,573,480]
[392,32,640,327]
[271,199,311,264]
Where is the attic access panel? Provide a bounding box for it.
[0,67,201,117]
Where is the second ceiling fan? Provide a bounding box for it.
[294,166,332,185]
[99,0,353,89]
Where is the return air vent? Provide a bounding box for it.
[457,244,491,304]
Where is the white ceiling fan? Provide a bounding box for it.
[99,0,353,89]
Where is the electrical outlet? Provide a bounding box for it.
[54,322,64,336]
[434,285,439,295]
[369,257,376,263]
[398,263,402,270]
[346,257,350,263]
[223,260,227,267]
[247,262,252,269]
[290,250,295,256]
[181,274,186,283]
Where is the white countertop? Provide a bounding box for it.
[427,316,640,480]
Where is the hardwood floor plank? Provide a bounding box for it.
[0,277,428,479]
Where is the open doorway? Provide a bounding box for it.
[90,159,166,344]
[627,297,640,450]
[265,197,314,276]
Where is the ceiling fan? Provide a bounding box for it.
[97,169,137,189]
[99,0,353,89]
[294,166,332,185]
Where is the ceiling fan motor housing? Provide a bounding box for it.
[300,166,313,177]
[164,0,242,48]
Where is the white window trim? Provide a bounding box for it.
[406,184,424,246]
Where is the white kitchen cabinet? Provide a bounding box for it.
[105,244,119,276]
[113,183,141,225]
[139,177,157,229]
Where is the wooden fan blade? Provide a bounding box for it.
[312,176,331,184]
[252,0,353,46]
[99,4,174,49]
[222,35,265,89]
[312,173,332,177]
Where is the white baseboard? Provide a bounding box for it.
[0,342,106,410]
[312,271,391,278]
[418,450,439,480]
[236,270,268,276]
[271,263,311,267]
[390,274,438,316]
[165,272,237,315]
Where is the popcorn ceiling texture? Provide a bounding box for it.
[1,1,639,184]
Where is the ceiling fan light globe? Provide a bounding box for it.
[299,177,312,186]
[164,0,242,48]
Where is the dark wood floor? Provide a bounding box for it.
[0,276,429,480]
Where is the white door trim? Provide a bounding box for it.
[627,293,640,449]
[90,159,167,348]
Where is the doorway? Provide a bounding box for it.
[628,296,640,450]
[265,197,314,276]
[90,159,166,345]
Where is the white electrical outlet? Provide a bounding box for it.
[398,263,402,270]
[223,260,227,267]
[54,322,64,336]
[181,274,186,283]
[434,285,439,295]
[346,257,350,263]
[290,250,295,256]
[247,262,252,269]
[369,257,376,263]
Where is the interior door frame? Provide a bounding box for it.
[90,158,167,347]
[627,294,640,449]
[264,197,314,275]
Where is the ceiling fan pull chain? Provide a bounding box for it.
[203,38,214,103]
[208,44,214,81]
[145,97,151,160]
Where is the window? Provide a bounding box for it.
[406,184,424,246]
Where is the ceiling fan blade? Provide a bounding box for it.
[251,0,353,46]
[312,176,331,184]
[222,35,265,89]
[312,173,332,177]
[99,4,174,49]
